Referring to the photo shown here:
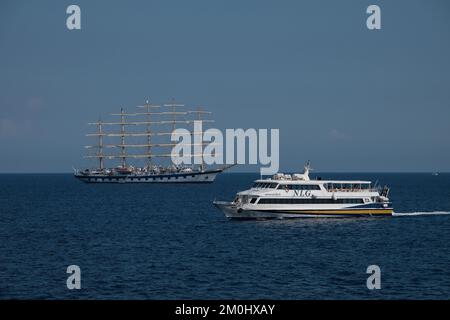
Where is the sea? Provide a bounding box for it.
[1,172,450,299]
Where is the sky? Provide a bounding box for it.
[0,0,450,173]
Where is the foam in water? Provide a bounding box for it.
[393,211,450,217]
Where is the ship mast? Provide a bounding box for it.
[85,119,105,170]
[85,100,216,170]
[163,99,185,132]
[187,107,212,172]
[136,100,161,168]
[98,120,104,170]
[120,108,126,168]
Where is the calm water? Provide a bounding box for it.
[1,173,450,299]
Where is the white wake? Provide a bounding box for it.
[393,211,450,217]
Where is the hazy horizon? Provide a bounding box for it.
[0,170,447,174]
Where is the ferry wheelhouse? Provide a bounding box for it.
[214,162,392,218]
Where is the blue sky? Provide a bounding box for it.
[1,0,449,172]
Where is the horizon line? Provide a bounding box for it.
[0,171,448,175]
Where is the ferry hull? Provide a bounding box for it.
[213,201,393,219]
[75,169,221,184]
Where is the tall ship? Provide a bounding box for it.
[214,162,393,218]
[74,100,232,183]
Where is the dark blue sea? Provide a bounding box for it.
[1,173,450,299]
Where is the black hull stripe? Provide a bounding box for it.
[74,169,222,180]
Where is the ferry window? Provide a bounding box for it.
[258,198,364,204]
[250,198,258,204]
[276,184,319,190]
[288,184,321,190]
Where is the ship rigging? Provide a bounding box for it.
[74,99,232,183]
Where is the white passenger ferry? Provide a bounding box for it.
[214,162,392,219]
